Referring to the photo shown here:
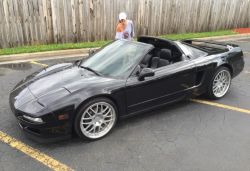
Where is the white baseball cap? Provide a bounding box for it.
[119,12,127,20]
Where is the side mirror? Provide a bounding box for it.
[89,49,94,55]
[133,65,141,76]
[138,68,155,81]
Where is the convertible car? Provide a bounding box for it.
[9,36,244,143]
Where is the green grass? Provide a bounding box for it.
[159,30,237,40]
[0,41,111,55]
[0,30,237,55]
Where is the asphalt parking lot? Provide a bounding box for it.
[0,38,250,171]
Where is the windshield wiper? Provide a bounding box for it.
[80,66,100,76]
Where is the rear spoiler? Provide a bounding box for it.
[181,39,234,51]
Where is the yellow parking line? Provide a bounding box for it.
[244,71,250,73]
[244,52,250,54]
[189,99,250,114]
[0,130,74,171]
[30,61,48,67]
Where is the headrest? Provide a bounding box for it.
[141,54,151,65]
[160,49,172,60]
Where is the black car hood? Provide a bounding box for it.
[12,63,116,98]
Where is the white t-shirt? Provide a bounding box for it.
[115,20,135,41]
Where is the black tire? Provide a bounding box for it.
[74,97,118,141]
[205,66,231,99]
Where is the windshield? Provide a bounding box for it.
[81,40,147,77]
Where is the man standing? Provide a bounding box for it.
[115,12,135,41]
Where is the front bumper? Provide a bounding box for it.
[17,120,71,143]
[10,95,72,143]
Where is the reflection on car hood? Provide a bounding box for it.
[12,63,115,98]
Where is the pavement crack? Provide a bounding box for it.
[198,123,207,137]
[121,138,133,159]
[198,134,221,145]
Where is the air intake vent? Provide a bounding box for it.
[195,71,204,85]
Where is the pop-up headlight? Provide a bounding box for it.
[38,88,70,107]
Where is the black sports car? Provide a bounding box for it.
[9,36,244,143]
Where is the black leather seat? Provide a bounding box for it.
[151,49,171,69]
[152,48,161,57]
[170,51,183,64]
[140,54,152,68]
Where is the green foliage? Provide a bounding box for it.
[0,30,237,55]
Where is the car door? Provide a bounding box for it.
[125,60,196,115]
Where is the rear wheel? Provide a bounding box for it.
[206,67,231,99]
[74,98,118,140]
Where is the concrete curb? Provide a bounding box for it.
[195,33,250,41]
[0,33,249,64]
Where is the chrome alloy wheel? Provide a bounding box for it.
[212,70,231,98]
[80,102,116,139]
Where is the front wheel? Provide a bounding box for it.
[206,67,231,99]
[74,98,118,140]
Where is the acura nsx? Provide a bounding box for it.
[9,36,244,142]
